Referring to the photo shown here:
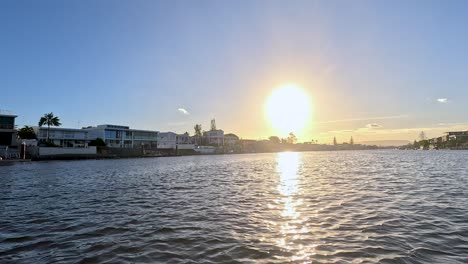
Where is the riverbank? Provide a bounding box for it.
[0,159,32,165]
[13,148,387,162]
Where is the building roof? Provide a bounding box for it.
[130,129,159,133]
[96,124,130,129]
[203,129,224,135]
[87,125,158,133]
[224,133,239,139]
[240,139,257,142]
[159,131,177,135]
[35,126,87,132]
[445,131,468,134]
[0,114,17,118]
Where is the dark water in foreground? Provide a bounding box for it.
[1,150,468,263]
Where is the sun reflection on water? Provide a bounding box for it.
[277,152,301,197]
[275,152,314,263]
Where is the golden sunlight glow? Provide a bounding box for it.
[265,84,312,136]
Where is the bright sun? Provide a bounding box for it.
[265,84,312,135]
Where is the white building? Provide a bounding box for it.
[85,124,158,148]
[203,129,224,146]
[34,127,89,148]
[177,132,191,144]
[158,132,195,150]
[157,132,177,149]
[177,132,195,150]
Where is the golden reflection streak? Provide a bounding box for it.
[276,152,315,262]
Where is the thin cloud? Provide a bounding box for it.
[177,108,190,115]
[358,123,468,135]
[315,122,468,142]
[437,122,465,126]
[317,114,408,124]
[365,123,383,129]
[437,98,448,103]
[324,129,356,134]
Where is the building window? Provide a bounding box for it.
[105,130,120,139]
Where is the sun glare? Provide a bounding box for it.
[265,84,312,136]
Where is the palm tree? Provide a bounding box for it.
[17,125,37,139]
[194,124,202,137]
[38,112,61,141]
[194,124,202,145]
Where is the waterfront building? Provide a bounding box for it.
[177,132,191,144]
[203,129,224,146]
[85,124,158,148]
[224,133,239,147]
[191,135,202,146]
[158,132,195,150]
[444,131,468,141]
[224,133,240,152]
[0,114,17,146]
[239,139,256,153]
[157,132,177,149]
[34,126,89,148]
[177,132,195,150]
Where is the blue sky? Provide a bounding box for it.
[2,0,468,142]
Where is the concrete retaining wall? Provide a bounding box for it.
[177,144,195,150]
[97,147,143,158]
[39,147,97,156]
[194,146,216,154]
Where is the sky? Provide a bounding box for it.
[2,0,468,143]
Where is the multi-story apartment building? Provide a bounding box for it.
[203,129,224,146]
[0,114,17,146]
[85,124,159,148]
[34,126,89,148]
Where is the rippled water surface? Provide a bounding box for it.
[1,150,468,263]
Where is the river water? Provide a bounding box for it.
[1,150,468,263]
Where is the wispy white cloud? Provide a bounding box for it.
[365,123,383,129]
[317,114,408,124]
[177,108,190,115]
[437,98,448,103]
[437,122,465,126]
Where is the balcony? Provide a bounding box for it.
[0,124,14,130]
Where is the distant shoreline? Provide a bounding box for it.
[4,147,468,163]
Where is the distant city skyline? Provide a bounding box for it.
[2,1,468,143]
